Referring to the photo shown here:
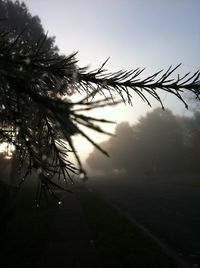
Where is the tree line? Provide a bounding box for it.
[87,108,200,178]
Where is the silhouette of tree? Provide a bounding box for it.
[0,0,57,53]
[87,109,200,177]
[0,3,200,202]
[129,109,185,175]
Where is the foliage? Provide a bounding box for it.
[0,0,57,53]
[87,108,200,176]
[0,2,199,201]
[0,30,118,202]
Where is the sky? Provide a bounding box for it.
[21,0,200,162]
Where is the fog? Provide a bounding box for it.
[1,1,200,266]
[1,103,200,268]
[87,107,200,181]
[84,108,200,266]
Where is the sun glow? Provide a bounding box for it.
[0,142,15,159]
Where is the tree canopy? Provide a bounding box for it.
[0,0,57,52]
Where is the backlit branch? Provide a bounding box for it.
[0,30,200,201]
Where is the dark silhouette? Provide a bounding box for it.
[0,1,199,201]
[0,0,58,198]
[0,0,57,53]
[0,3,199,267]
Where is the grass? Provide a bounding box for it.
[78,190,183,268]
[0,185,58,268]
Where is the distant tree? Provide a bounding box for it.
[0,0,57,53]
[87,109,196,177]
[130,108,185,175]
[178,112,200,172]
[0,3,199,202]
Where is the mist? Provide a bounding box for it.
[87,107,200,182]
[85,108,200,266]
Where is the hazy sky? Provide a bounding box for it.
[22,0,200,161]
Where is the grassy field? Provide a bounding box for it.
[78,190,185,268]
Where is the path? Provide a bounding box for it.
[88,178,200,267]
[37,189,101,268]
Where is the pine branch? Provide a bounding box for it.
[78,63,200,109]
[0,30,200,201]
